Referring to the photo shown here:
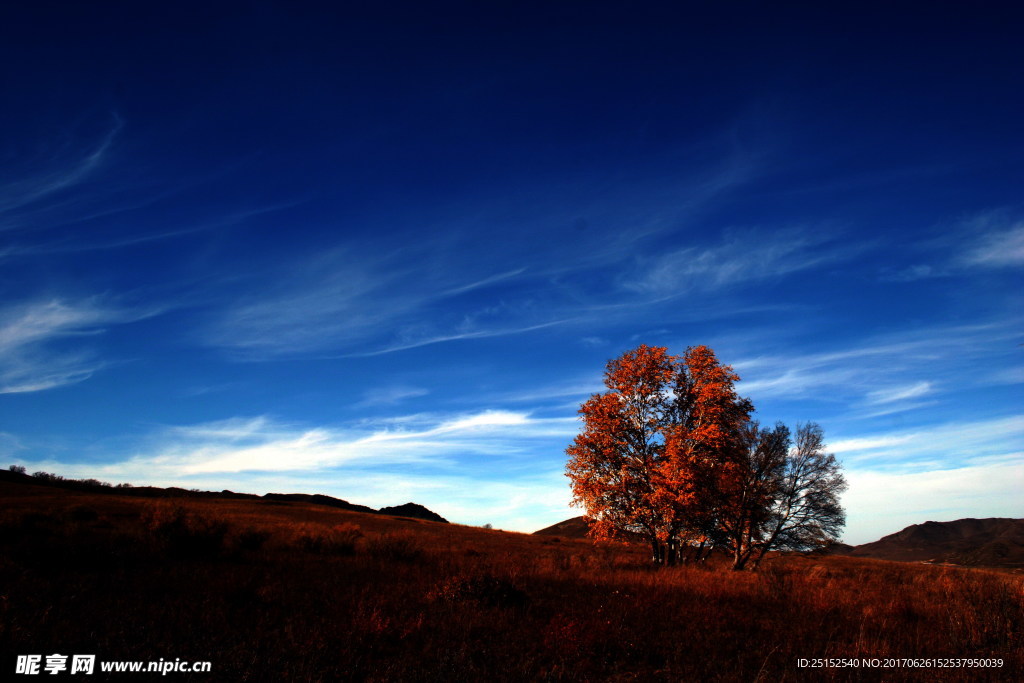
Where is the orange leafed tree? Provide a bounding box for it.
[566,344,752,565]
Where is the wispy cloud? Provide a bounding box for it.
[829,434,916,454]
[865,381,933,405]
[961,221,1024,268]
[44,409,578,479]
[621,228,855,297]
[879,215,1024,281]
[202,246,565,358]
[342,319,576,358]
[0,351,108,395]
[735,320,1018,405]
[0,298,116,352]
[356,385,430,407]
[27,200,309,258]
[579,336,608,348]
[195,145,775,360]
[0,298,140,393]
[22,409,579,529]
[830,415,1024,468]
[0,116,122,217]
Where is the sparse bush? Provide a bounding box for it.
[430,574,529,608]
[142,504,229,558]
[78,478,112,488]
[365,531,423,563]
[8,464,26,474]
[292,523,363,556]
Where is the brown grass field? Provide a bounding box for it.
[1,480,1021,681]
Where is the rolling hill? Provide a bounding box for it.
[0,468,448,523]
[534,515,1024,569]
[847,518,1024,568]
[533,515,591,537]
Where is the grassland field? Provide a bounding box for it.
[1,480,1021,681]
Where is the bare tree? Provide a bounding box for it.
[751,422,847,568]
[715,421,790,570]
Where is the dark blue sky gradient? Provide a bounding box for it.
[1,2,1021,540]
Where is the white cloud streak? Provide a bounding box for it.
[0,119,121,216]
[962,222,1024,268]
[356,385,430,407]
[0,298,133,393]
[22,409,582,530]
[734,320,1019,404]
[865,381,933,405]
[39,410,578,479]
[831,415,1024,467]
[204,248,546,358]
[622,229,854,297]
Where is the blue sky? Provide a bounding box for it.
[1,3,1021,544]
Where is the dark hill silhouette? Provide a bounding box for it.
[535,515,1024,568]
[263,492,378,514]
[1,467,447,524]
[378,503,449,523]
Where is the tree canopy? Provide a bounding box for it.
[566,344,846,569]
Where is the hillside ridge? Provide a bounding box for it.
[0,468,448,523]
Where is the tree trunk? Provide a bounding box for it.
[695,542,712,563]
[731,548,749,570]
[691,538,707,564]
[650,539,664,565]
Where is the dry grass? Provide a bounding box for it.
[1,481,1020,681]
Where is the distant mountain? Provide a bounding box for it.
[532,516,645,543]
[533,515,1024,569]
[265,494,448,522]
[534,516,591,538]
[263,493,379,514]
[378,503,449,523]
[848,518,1024,567]
[825,542,855,555]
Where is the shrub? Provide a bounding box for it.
[293,523,362,556]
[365,531,424,563]
[8,464,26,474]
[142,504,230,558]
[430,574,529,608]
